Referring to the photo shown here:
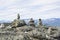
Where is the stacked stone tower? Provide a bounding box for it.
[38,18,43,26]
[29,18,35,27]
[11,14,26,28]
[17,13,20,20]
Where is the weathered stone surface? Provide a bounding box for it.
[0,25,60,40]
[12,19,26,27]
[0,24,5,29]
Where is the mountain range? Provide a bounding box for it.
[42,18,60,26]
[0,18,60,27]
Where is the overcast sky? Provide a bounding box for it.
[0,0,60,20]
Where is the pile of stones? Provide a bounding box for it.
[0,14,60,40]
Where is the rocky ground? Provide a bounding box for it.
[0,25,60,40]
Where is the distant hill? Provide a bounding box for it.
[42,18,60,26]
[23,18,60,26]
[0,20,11,23]
[0,18,60,26]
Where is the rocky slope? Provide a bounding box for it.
[0,14,60,40]
[0,25,60,40]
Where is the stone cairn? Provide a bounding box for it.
[38,19,43,26]
[11,14,26,28]
[29,18,35,27]
[17,13,20,20]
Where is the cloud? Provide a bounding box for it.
[0,0,60,20]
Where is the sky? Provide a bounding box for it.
[0,0,60,20]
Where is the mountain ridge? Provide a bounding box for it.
[0,18,60,26]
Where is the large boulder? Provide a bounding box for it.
[11,19,26,28]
